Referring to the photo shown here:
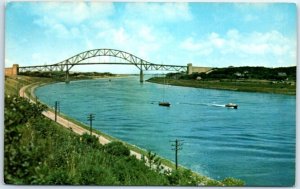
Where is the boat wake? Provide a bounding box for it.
[211,103,226,107]
[178,102,225,107]
[152,101,236,109]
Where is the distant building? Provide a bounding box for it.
[234,72,243,77]
[278,72,287,77]
[187,63,213,75]
[5,64,19,76]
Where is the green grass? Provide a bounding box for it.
[147,77,296,95]
[5,76,53,96]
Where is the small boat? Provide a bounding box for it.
[159,101,170,107]
[159,75,170,107]
[225,103,238,109]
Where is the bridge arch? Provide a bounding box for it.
[56,48,154,71]
[19,48,187,83]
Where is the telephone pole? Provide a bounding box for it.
[171,139,183,170]
[87,113,95,135]
[54,101,60,122]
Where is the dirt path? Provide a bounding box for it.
[19,83,171,171]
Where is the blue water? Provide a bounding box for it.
[35,77,295,186]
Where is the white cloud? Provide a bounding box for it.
[226,29,239,38]
[28,2,193,66]
[209,33,225,48]
[138,26,156,42]
[32,2,115,38]
[93,20,113,30]
[113,27,129,45]
[124,3,192,22]
[180,29,296,67]
[32,2,114,25]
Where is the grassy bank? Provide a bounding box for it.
[5,76,53,96]
[5,75,244,186]
[147,77,296,95]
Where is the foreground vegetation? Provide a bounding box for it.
[4,75,245,186]
[5,96,168,185]
[148,66,296,95]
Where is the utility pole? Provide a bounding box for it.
[87,113,95,135]
[171,139,183,170]
[54,101,60,122]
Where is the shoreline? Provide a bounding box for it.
[147,77,296,95]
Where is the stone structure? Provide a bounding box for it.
[5,64,19,76]
[187,63,212,75]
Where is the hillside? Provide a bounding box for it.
[180,66,296,81]
[148,66,296,95]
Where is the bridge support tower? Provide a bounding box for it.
[140,69,144,83]
[65,70,70,83]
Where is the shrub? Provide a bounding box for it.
[81,133,101,148]
[5,95,46,127]
[221,177,245,186]
[104,141,130,157]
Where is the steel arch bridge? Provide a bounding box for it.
[19,48,187,83]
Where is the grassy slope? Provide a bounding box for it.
[4,75,244,186]
[5,76,52,96]
[147,77,296,95]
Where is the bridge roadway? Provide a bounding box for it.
[18,48,188,83]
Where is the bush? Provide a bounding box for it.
[104,141,130,157]
[4,96,47,184]
[81,133,101,148]
[5,95,46,127]
[167,169,205,186]
[221,177,245,186]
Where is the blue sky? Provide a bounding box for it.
[5,2,297,73]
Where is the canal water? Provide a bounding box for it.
[35,76,295,186]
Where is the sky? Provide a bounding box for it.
[5,2,297,73]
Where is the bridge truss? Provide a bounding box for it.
[19,49,187,82]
